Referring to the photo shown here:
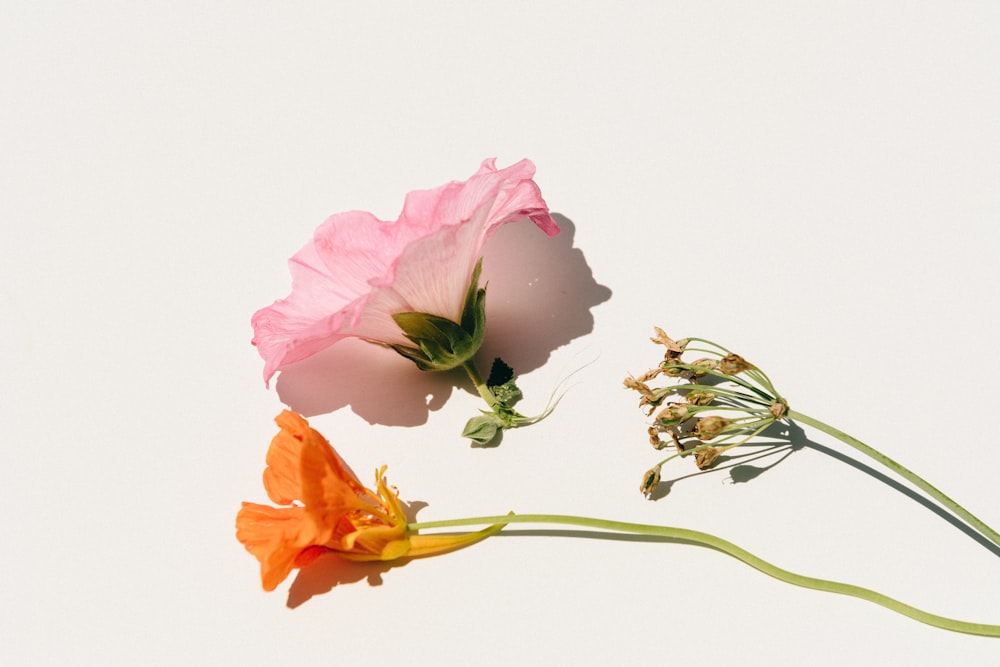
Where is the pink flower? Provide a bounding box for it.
[252,158,559,386]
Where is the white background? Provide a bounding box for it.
[3,2,999,665]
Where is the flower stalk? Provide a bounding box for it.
[408,513,1000,638]
[239,410,999,637]
[787,409,1000,550]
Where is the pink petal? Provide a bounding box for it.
[251,158,559,386]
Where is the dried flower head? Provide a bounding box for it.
[694,416,731,441]
[689,358,718,377]
[695,447,722,470]
[627,329,792,495]
[718,353,754,375]
[686,390,716,406]
[656,403,690,427]
[650,327,685,359]
[640,465,662,498]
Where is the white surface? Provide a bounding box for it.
[3,2,999,665]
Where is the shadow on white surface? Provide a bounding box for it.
[284,499,427,608]
[287,557,397,609]
[648,419,1000,559]
[272,214,612,425]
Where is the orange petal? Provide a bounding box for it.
[261,411,314,505]
[236,502,314,591]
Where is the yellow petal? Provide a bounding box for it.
[406,520,508,558]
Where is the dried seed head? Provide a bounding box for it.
[650,327,685,358]
[656,403,690,427]
[686,390,716,406]
[670,430,685,453]
[694,415,731,441]
[718,353,753,375]
[623,375,654,399]
[648,426,669,449]
[689,358,718,377]
[695,446,722,470]
[637,367,664,383]
[661,362,687,377]
[640,465,662,498]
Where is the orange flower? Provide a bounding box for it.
[236,410,503,591]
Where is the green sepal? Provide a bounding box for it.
[389,259,487,372]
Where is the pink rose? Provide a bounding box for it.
[252,158,559,387]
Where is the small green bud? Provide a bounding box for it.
[462,414,502,445]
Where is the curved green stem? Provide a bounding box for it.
[788,409,1000,550]
[408,513,1000,637]
[462,359,499,410]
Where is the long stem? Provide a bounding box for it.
[462,359,499,410]
[788,409,1000,550]
[408,513,1000,637]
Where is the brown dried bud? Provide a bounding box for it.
[637,367,664,383]
[718,353,753,375]
[769,399,788,420]
[661,363,687,377]
[640,465,662,497]
[689,358,718,377]
[648,426,669,450]
[656,403,689,427]
[670,430,685,453]
[650,327,685,359]
[686,390,716,406]
[695,446,721,470]
[623,375,655,399]
[694,415,731,441]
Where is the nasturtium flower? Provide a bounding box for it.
[236,410,504,591]
[252,158,559,386]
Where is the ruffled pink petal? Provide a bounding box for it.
[251,158,559,386]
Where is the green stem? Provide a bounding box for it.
[408,513,1000,637]
[788,409,1000,550]
[462,359,499,410]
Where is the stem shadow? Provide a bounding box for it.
[656,419,1000,558]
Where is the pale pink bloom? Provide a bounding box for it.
[252,158,559,386]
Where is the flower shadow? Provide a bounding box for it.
[274,214,611,426]
[476,213,612,376]
[285,500,430,608]
[286,556,396,609]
